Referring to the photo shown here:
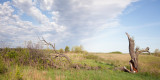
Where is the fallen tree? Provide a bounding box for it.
[123,32,150,73]
[39,37,102,70]
[39,37,71,69]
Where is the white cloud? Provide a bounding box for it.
[12,0,49,24]
[12,0,66,32]
[0,0,68,47]
[69,0,138,19]
[39,0,54,11]
[52,0,138,41]
[0,1,13,18]
[51,11,59,22]
[0,1,37,43]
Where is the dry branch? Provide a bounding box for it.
[39,37,71,66]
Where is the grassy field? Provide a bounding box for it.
[0,52,160,80]
[93,53,160,76]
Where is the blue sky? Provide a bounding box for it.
[0,0,160,53]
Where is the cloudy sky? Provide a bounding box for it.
[0,0,160,53]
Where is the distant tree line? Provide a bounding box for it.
[57,45,87,53]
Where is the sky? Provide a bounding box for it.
[0,0,160,53]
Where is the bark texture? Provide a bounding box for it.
[124,33,150,73]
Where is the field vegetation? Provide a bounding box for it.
[0,41,160,80]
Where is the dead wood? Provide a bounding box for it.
[72,64,101,70]
[123,32,150,73]
[39,37,71,69]
[136,47,150,55]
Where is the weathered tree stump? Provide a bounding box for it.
[123,32,150,73]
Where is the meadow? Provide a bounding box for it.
[0,47,160,80]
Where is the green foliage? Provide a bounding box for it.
[110,51,122,54]
[5,50,18,58]
[72,45,84,53]
[0,41,51,69]
[0,57,7,74]
[59,48,64,53]
[65,46,70,53]
[15,66,23,80]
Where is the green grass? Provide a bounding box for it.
[1,65,159,80]
[45,68,160,80]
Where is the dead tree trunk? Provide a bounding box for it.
[124,33,150,73]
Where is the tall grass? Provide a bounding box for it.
[0,56,7,74]
[94,53,160,77]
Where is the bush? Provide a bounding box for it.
[154,49,160,57]
[0,41,72,69]
[0,41,49,68]
[65,46,70,53]
[109,51,122,54]
[72,45,84,53]
[59,48,64,53]
[5,50,18,58]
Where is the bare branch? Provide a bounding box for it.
[39,37,71,64]
[136,47,150,55]
[39,37,57,53]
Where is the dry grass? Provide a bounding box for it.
[94,53,160,75]
[55,75,65,80]
[93,53,130,66]
[66,53,85,63]
[22,67,51,80]
[139,55,160,74]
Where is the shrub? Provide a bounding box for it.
[0,41,49,68]
[0,41,72,69]
[5,50,18,58]
[65,46,70,53]
[110,51,122,54]
[59,48,64,53]
[154,49,160,57]
[72,45,84,53]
